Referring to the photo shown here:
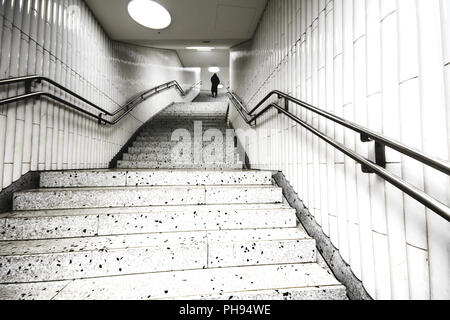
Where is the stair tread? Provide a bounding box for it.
[0,228,308,256]
[40,169,272,188]
[2,203,293,219]
[207,228,310,243]
[17,185,279,193]
[0,263,345,300]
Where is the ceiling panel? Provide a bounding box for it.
[177,49,230,67]
[85,0,267,49]
[215,5,257,36]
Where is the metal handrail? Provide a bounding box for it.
[0,75,201,125]
[228,89,450,176]
[227,88,450,222]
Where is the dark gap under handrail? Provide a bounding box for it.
[227,89,450,223]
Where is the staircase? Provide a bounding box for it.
[0,97,347,300]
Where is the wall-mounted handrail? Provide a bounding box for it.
[0,75,201,125]
[228,89,450,176]
[227,88,450,223]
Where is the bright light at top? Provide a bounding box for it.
[208,67,220,73]
[186,47,215,52]
[128,0,171,30]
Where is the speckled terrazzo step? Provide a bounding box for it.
[12,185,282,211]
[140,127,230,134]
[142,119,227,127]
[0,228,316,283]
[151,116,227,120]
[39,170,272,188]
[158,102,228,115]
[116,160,244,170]
[149,115,227,120]
[135,135,233,142]
[131,141,235,148]
[144,124,228,130]
[122,152,241,162]
[127,145,238,155]
[0,232,206,283]
[0,263,346,300]
[0,204,296,240]
[128,142,236,153]
[137,131,231,140]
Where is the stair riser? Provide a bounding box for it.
[40,170,272,188]
[6,264,344,300]
[13,187,282,211]
[0,244,206,283]
[1,208,296,240]
[135,136,234,142]
[142,124,229,129]
[152,115,226,119]
[140,128,230,135]
[178,287,347,300]
[122,152,240,161]
[145,125,227,131]
[116,161,243,170]
[128,146,238,154]
[148,119,227,125]
[132,142,236,148]
[1,215,99,240]
[0,238,315,283]
[208,239,316,268]
[137,133,232,141]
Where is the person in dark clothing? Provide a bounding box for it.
[211,73,220,98]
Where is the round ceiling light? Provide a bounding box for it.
[128,0,171,30]
[208,67,220,73]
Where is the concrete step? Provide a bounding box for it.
[159,102,228,115]
[39,170,272,188]
[122,152,240,161]
[147,116,227,121]
[116,160,244,170]
[136,135,232,143]
[128,144,238,154]
[142,126,230,132]
[153,115,227,119]
[139,129,231,138]
[206,228,317,268]
[134,136,233,143]
[1,204,296,240]
[132,141,235,148]
[0,228,315,283]
[144,123,228,129]
[0,263,346,300]
[0,232,206,283]
[13,185,282,211]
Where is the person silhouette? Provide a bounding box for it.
[211,73,220,98]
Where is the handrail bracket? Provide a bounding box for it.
[25,80,33,94]
[277,95,289,114]
[360,133,386,172]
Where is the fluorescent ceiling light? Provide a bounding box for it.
[208,67,220,73]
[186,47,215,52]
[128,0,171,30]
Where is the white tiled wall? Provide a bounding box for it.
[229,0,450,300]
[0,0,200,190]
